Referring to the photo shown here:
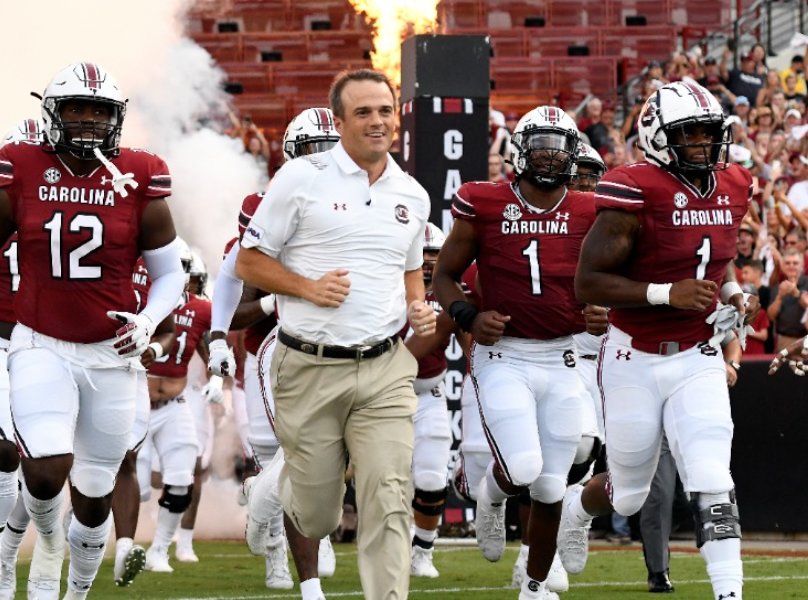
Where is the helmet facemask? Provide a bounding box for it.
[571,160,606,191]
[665,120,731,173]
[285,136,339,160]
[513,129,578,190]
[43,96,125,160]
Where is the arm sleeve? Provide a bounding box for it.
[211,243,244,334]
[140,237,186,324]
[594,168,646,214]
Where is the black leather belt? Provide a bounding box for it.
[278,330,398,360]
[151,395,185,410]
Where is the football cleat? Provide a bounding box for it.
[519,578,560,600]
[145,545,173,573]
[317,536,336,578]
[556,486,592,574]
[27,533,64,600]
[264,538,293,590]
[475,499,506,562]
[175,545,199,563]
[114,542,146,587]
[410,546,440,578]
[511,545,528,588]
[547,551,569,593]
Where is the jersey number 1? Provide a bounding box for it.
[695,236,711,280]
[522,239,542,295]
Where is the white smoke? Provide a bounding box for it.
[0,0,265,274]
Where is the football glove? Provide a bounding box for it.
[208,338,236,377]
[107,311,156,358]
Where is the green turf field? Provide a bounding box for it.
[18,540,808,599]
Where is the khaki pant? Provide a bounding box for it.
[270,338,417,600]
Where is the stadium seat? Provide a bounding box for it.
[525,27,600,58]
[614,0,673,26]
[549,0,614,27]
[439,0,485,29]
[230,0,289,31]
[241,33,309,62]
[552,57,619,102]
[599,26,677,60]
[220,63,273,94]
[192,33,244,63]
[486,0,548,28]
[491,58,553,93]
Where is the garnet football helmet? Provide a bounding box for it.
[510,106,580,189]
[40,62,127,160]
[282,108,341,161]
[637,80,730,172]
[1,118,44,147]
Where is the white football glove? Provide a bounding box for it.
[107,311,156,358]
[208,338,236,377]
[202,375,225,404]
[705,303,740,349]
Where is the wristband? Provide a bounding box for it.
[259,294,276,315]
[148,341,164,359]
[448,300,479,333]
[646,283,672,306]
[719,281,743,304]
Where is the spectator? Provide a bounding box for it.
[697,56,721,87]
[770,90,788,124]
[735,223,757,269]
[489,108,511,159]
[750,42,769,76]
[742,259,772,309]
[721,51,764,103]
[244,120,269,171]
[733,96,752,127]
[487,153,507,183]
[750,105,775,138]
[779,53,807,96]
[783,73,806,103]
[578,97,610,154]
[783,108,804,139]
[706,75,735,115]
[767,248,808,350]
[786,155,808,212]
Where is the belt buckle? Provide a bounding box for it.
[355,344,373,360]
[658,341,679,356]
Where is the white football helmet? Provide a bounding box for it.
[423,222,446,252]
[571,142,606,192]
[176,237,193,287]
[510,106,580,188]
[40,62,127,159]
[637,80,730,172]
[1,119,44,147]
[282,107,340,161]
[189,249,208,295]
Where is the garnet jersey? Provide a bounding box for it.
[595,161,752,345]
[452,181,596,340]
[230,191,277,355]
[149,293,212,379]
[0,143,171,343]
[0,234,19,323]
[132,256,151,312]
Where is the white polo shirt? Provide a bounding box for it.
[242,141,430,346]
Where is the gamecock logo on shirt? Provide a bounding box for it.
[394,204,410,224]
[43,167,61,184]
[503,203,522,221]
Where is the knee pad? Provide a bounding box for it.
[568,436,602,486]
[528,474,567,504]
[413,470,448,493]
[685,460,734,493]
[690,490,741,549]
[504,452,542,488]
[71,465,116,498]
[412,487,448,516]
[158,485,193,514]
[613,491,649,518]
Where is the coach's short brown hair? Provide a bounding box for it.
[329,69,396,119]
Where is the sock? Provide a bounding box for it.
[300,577,323,600]
[176,527,194,550]
[249,459,285,538]
[521,577,548,598]
[152,506,182,550]
[519,543,530,558]
[702,539,743,600]
[67,514,112,594]
[0,471,18,530]
[2,493,29,567]
[568,486,594,526]
[116,537,133,558]
[22,486,63,545]
[412,526,437,549]
[481,464,509,504]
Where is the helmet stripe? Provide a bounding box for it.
[82,63,101,91]
[683,82,710,110]
[315,108,333,132]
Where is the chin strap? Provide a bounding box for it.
[93,147,138,197]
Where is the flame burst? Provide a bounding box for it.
[349,0,439,87]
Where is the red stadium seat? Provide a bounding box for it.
[241,33,309,62]
[485,0,548,28]
[612,0,672,26]
[549,0,615,27]
[220,63,273,94]
[599,26,678,60]
[491,58,553,93]
[192,33,244,63]
[552,57,619,102]
[439,0,485,29]
[229,0,289,31]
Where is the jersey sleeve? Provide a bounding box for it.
[238,193,264,238]
[0,146,16,189]
[594,167,646,214]
[144,154,172,199]
[451,183,478,221]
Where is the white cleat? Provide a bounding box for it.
[556,486,592,574]
[475,499,506,562]
[519,578,560,600]
[27,533,64,600]
[144,545,173,573]
[114,543,146,587]
[410,546,439,578]
[511,545,528,588]
[317,536,336,578]
[62,589,89,600]
[264,538,293,590]
[175,546,199,563]
[546,551,569,593]
[238,476,254,507]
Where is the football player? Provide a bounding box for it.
[558,80,749,600]
[569,143,606,193]
[208,108,340,598]
[0,63,186,600]
[433,106,594,600]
